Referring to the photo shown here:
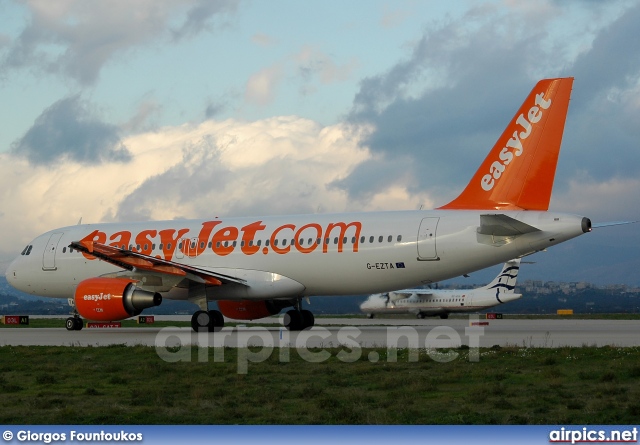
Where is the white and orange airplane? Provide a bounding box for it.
[5,78,594,332]
[360,259,522,319]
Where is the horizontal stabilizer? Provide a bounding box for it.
[477,214,541,236]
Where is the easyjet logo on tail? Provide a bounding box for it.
[480,92,552,191]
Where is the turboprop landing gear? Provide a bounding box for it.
[65,316,83,331]
[191,310,224,332]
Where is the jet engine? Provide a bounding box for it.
[74,277,162,321]
[217,299,295,320]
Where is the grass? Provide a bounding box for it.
[1,345,640,424]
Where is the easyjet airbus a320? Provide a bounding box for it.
[6,78,593,332]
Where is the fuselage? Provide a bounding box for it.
[6,209,589,302]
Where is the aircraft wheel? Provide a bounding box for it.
[283,309,303,331]
[65,317,76,331]
[73,317,83,331]
[366,313,374,319]
[191,310,210,332]
[440,313,449,320]
[208,310,224,332]
[300,309,315,330]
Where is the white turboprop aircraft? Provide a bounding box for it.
[360,259,522,319]
[6,77,594,332]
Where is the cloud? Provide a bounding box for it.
[380,6,411,29]
[244,46,359,105]
[550,174,640,222]
[338,1,640,210]
[295,46,358,85]
[11,95,131,165]
[251,33,277,48]
[1,0,239,85]
[571,2,640,105]
[0,115,434,261]
[244,64,285,106]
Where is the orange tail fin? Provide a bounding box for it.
[438,77,573,211]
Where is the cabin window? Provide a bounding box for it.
[397,235,402,242]
[208,242,212,248]
[257,240,262,247]
[388,235,392,242]
[200,242,205,249]
[232,241,237,247]
[144,244,148,251]
[334,237,338,244]
[62,247,67,253]
[360,236,365,243]
[378,236,383,243]
[369,236,374,243]
[167,243,172,250]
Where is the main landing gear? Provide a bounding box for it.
[65,316,83,331]
[283,299,315,331]
[191,309,224,332]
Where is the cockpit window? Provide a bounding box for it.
[21,245,33,255]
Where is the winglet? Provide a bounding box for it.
[438,77,574,211]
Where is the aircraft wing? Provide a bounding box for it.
[69,240,247,287]
[390,290,433,300]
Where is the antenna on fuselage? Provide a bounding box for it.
[77,217,83,225]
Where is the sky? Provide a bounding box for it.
[0,0,639,286]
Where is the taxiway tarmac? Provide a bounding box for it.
[1,318,639,348]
